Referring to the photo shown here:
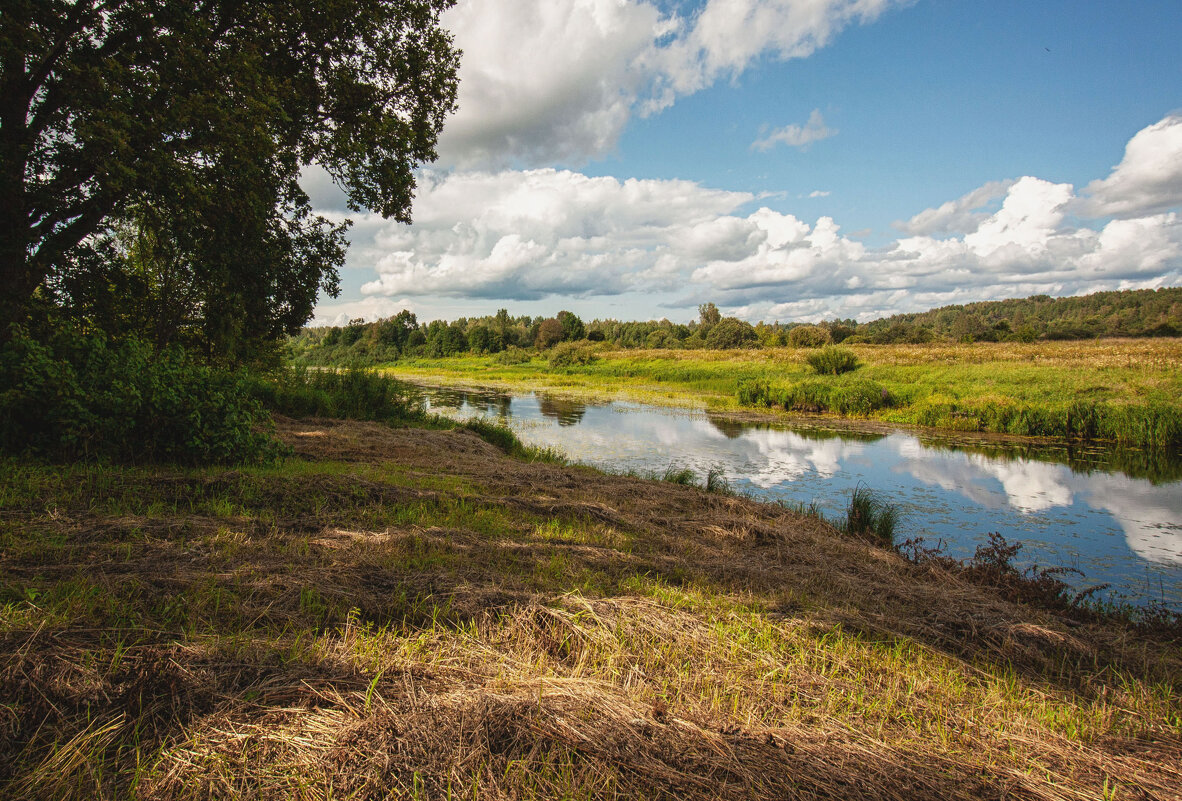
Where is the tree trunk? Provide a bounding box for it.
[0,148,34,340]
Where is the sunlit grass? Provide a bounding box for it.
[383,339,1182,448]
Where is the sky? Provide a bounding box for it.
[304,0,1182,327]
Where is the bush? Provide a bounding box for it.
[535,318,564,349]
[547,342,598,369]
[660,465,698,485]
[704,317,758,349]
[0,327,281,464]
[494,346,532,365]
[806,346,859,375]
[787,324,832,348]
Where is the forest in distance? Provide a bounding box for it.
[292,286,1182,366]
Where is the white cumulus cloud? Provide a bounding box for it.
[1077,114,1182,219]
[341,115,1182,322]
[438,0,906,168]
[752,109,837,152]
[895,179,1016,236]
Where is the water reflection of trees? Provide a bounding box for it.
[538,395,587,426]
[704,414,886,444]
[701,413,1181,484]
[418,386,512,418]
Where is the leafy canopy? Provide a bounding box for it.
[0,0,460,359]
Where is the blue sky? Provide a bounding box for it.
[305,0,1182,326]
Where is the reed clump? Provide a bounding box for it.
[841,484,900,546]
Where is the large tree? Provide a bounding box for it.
[0,0,460,349]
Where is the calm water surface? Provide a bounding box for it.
[409,383,1182,610]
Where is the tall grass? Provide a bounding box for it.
[247,367,425,423]
[460,417,567,464]
[841,484,900,546]
[660,465,698,485]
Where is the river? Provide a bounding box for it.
[405,382,1182,611]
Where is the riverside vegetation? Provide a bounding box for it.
[293,290,1182,453]
[3,376,1182,799]
[373,337,1182,453]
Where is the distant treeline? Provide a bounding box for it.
[290,288,1182,365]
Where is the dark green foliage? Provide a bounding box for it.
[704,318,759,349]
[860,288,1182,343]
[842,484,900,546]
[787,324,833,348]
[535,318,565,349]
[806,346,860,375]
[698,303,722,326]
[467,325,494,354]
[737,378,773,407]
[704,465,732,494]
[1,0,460,353]
[495,347,533,365]
[247,367,424,423]
[288,287,1182,367]
[556,311,586,341]
[0,328,280,464]
[737,377,891,417]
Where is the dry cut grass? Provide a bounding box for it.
[1,417,1179,799]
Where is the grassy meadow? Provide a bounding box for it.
[382,338,1182,450]
[2,416,1180,799]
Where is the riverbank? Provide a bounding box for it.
[379,338,1182,451]
[2,417,1180,799]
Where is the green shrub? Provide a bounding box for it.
[787,324,832,348]
[0,327,281,464]
[704,465,732,494]
[828,380,892,416]
[495,346,532,365]
[805,346,860,375]
[547,342,598,369]
[460,417,566,463]
[660,465,698,485]
[778,381,831,413]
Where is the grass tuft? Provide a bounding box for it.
[660,464,698,486]
[842,483,900,546]
[806,346,860,375]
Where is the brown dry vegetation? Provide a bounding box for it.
[1,417,1180,799]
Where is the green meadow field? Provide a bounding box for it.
[382,338,1182,450]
